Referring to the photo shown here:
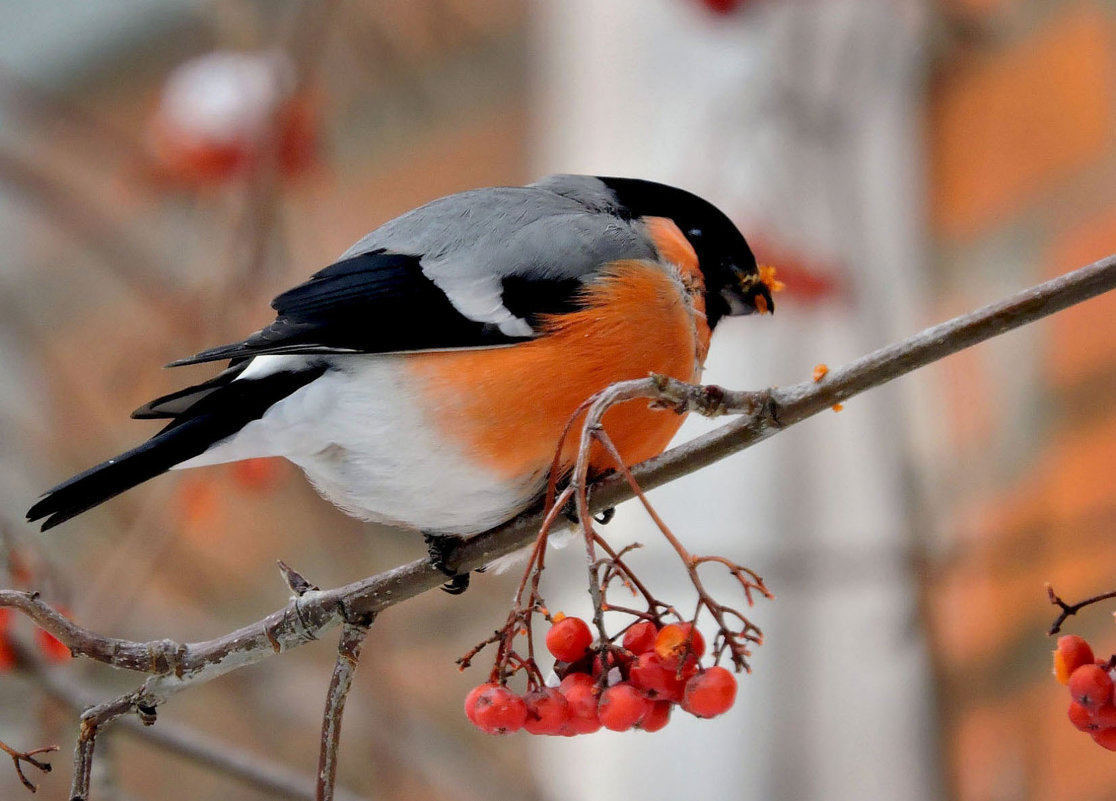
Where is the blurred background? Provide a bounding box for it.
[0,0,1114,799]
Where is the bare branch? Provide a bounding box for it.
[18,637,370,801]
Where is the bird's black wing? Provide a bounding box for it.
[169,250,584,366]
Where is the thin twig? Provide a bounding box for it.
[70,693,139,801]
[0,738,57,794]
[317,617,373,801]
[1046,583,1116,636]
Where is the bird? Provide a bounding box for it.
[26,175,773,591]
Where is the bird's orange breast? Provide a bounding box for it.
[407,259,710,481]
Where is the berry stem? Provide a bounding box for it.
[1047,583,1116,635]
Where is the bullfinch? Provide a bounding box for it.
[27,175,772,590]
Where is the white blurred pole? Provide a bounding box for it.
[528,1,942,800]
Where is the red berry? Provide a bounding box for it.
[1069,664,1114,711]
[637,700,673,732]
[630,651,688,703]
[464,682,499,725]
[1094,704,1116,730]
[682,666,738,719]
[559,673,602,734]
[472,685,527,735]
[547,617,593,663]
[1054,635,1095,685]
[1069,701,1101,732]
[523,688,570,735]
[598,683,653,732]
[655,622,706,667]
[1094,727,1116,751]
[622,621,659,654]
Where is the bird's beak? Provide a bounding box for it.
[722,264,778,316]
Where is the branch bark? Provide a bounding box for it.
[4,252,1115,796]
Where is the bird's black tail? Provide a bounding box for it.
[27,362,326,531]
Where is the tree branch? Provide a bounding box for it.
[4,252,1115,797]
[317,618,373,801]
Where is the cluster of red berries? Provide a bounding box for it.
[1054,635,1116,750]
[0,607,72,669]
[465,615,737,736]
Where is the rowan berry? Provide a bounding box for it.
[598,683,652,732]
[637,700,673,733]
[1094,704,1116,730]
[1093,727,1116,751]
[629,651,687,703]
[1069,664,1114,712]
[1054,635,1095,685]
[655,622,706,667]
[471,685,527,735]
[464,682,500,725]
[559,672,602,734]
[547,617,593,663]
[622,620,659,654]
[523,688,570,735]
[1068,701,1101,732]
[682,666,738,718]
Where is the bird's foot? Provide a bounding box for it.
[423,532,470,595]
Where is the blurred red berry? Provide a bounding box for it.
[464,682,499,725]
[637,700,673,732]
[655,622,706,667]
[1069,664,1114,711]
[0,634,15,671]
[682,666,738,718]
[598,683,653,732]
[147,50,318,187]
[34,627,71,663]
[559,673,602,734]
[523,688,570,735]
[35,606,72,663]
[547,617,593,662]
[1093,727,1116,751]
[622,620,659,654]
[699,0,746,14]
[471,685,527,735]
[1054,635,1095,685]
[230,458,284,492]
[0,609,15,670]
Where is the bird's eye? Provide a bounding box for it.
[687,228,703,239]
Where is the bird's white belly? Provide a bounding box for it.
[182,355,542,534]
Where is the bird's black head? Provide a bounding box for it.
[598,176,773,327]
